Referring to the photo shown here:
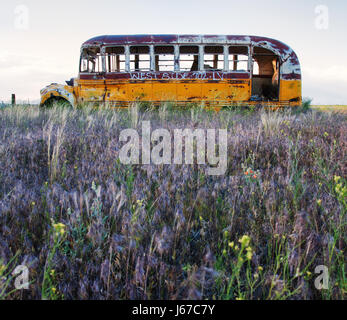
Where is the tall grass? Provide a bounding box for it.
[260,109,294,137]
[0,103,346,300]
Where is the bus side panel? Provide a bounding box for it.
[201,83,228,101]
[199,83,247,102]
[279,80,302,104]
[152,82,177,101]
[106,82,128,102]
[127,82,153,101]
[105,81,152,103]
[79,79,106,104]
[79,77,274,105]
[176,82,202,102]
[226,82,251,102]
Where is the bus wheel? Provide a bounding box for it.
[41,97,72,109]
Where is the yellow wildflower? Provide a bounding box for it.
[334,175,341,183]
[238,235,251,248]
[246,250,253,261]
[228,241,234,249]
[53,222,66,230]
[53,222,66,238]
[0,264,6,275]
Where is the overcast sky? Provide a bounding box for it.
[0,0,346,104]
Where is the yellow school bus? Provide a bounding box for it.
[40,35,302,108]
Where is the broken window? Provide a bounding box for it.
[251,46,280,100]
[80,47,103,73]
[228,46,249,72]
[203,46,224,70]
[106,46,126,72]
[179,46,199,71]
[252,47,278,77]
[130,46,150,72]
[154,46,175,71]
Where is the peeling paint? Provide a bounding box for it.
[40,83,76,106]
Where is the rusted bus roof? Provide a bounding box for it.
[82,35,301,79]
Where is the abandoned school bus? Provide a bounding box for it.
[40,35,302,108]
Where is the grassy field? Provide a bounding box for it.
[311,105,347,113]
[0,104,346,300]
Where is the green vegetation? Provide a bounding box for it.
[0,103,346,300]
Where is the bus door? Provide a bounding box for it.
[79,47,107,105]
[251,47,280,101]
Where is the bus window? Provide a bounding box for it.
[80,47,103,73]
[179,46,199,71]
[130,46,150,72]
[106,46,126,72]
[228,46,249,72]
[204,46,224,71]
[252,60,260,75]
[154,46,175,71]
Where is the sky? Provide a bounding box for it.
[0,0,346,105]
